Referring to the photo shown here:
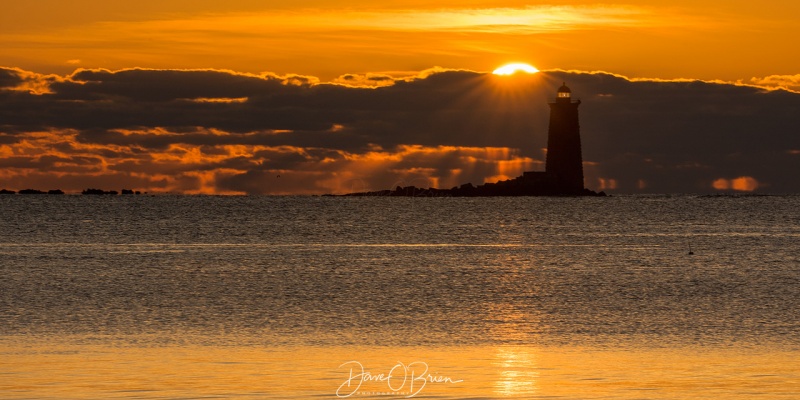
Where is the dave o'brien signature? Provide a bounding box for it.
[337,360,463,398]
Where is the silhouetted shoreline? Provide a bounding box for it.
[0,188,142,195]
[340,182,605,197]
[1,189,65,195]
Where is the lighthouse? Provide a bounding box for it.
[545,83,584,194]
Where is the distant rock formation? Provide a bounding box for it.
[0,188,62,194]
[82,188,119,195]
[18,189,46,194]
[1,188,139,195]
[344,172,605,197]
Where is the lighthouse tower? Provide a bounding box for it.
[545,83,584,193]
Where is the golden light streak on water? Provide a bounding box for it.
[1,340,798,399]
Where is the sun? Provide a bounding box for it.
[493,63,539,75]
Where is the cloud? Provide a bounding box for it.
[712,176,760,192]
[332,73,398,88]
[0,68,22,89]
[0,67,62,94]
[1,67,799,194]
[749,74,800,93]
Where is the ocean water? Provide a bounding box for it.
[1,195,798,398]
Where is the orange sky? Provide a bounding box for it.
[2,1,799,84]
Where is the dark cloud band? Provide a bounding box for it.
[0,67,798,194]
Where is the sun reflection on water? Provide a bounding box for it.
[493,346,540,397]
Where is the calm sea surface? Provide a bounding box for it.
[1,195,798,398]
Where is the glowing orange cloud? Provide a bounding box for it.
[0,129,537,195]
[712,178,730,190]
[712,176,760,192]
[749,74,800,93]
[731,176,759,191]
[597,178,618,191]
[329,145,536,194]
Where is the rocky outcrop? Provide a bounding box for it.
[82,188,119,195]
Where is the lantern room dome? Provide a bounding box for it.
[557,82,572,100]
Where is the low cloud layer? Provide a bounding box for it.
[1,67,798,194]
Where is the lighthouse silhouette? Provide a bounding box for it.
[545,83,584,194]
